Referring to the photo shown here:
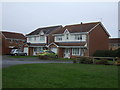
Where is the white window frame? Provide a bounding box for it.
[72,48,80,56]
[75,35,82,40]
[56,35,62,41]
[40,35,45,41]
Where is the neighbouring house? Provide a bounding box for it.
[1,31,26,55]
[25,25,62,56]
[48,22,110,58]
[109,38,120,50]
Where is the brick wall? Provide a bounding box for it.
[88,24,109,56]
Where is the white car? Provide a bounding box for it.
[10,49,27,56]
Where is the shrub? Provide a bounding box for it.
[95,59,109,65]
[78,57,93,64]
[38,55,49,60]
[114,48,120,57]
[93,50,116,57]
[73,59,77,63]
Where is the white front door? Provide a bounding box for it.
[64,48,70,58]
[51,48,57,53]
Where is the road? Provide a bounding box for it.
[2,55,72,68]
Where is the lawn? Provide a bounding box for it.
[2,63,118,88]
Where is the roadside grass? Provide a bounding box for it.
[2,63,118,88]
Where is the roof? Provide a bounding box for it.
[26,25,62,36]
[1,31,26,40]
[109,38,120,43]
[27,43,46,47]
[54,22,100,34]
[54,42,86,46]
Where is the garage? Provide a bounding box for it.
[50,48,57,54]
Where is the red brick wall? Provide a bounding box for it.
[2,33,26,54]
[88,24,109,56]
[58,48,64,58]
[28,47,33,56]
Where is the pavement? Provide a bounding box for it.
[2,55,73,68]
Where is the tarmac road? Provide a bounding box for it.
[2,55,72,68]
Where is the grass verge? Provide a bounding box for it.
[2,63,118,88]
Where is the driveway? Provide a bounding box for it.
[2,55,73,68]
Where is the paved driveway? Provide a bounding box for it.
[2,55,72,68]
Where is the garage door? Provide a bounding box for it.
[24,47,28,55]
[51,48,57,54]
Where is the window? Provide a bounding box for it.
[56,35,62,41]
[40,36,45,41]
[75,35,82,40]
[66,34,69,39]
[34,36,37,41]
[72,48,80,55]
[29,37,32,41]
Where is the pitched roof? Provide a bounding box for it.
[26,25,62,36]
[109,38,120,43]
[1,31,26,40]
[54,22,100,34]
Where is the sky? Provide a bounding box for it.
[1,2,118,38]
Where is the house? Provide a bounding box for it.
[1,31,26,55]
[48,22,110,58]
[25,25,62,56]
[109,38,120,50]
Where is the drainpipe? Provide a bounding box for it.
[80,22,83,56]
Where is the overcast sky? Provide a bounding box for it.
[2,2,118,37]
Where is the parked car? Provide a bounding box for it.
[38,50,58,58]
[10,49,27,56]
[115,59,120,66]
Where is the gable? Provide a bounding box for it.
[64,29,70,34]
[88,23,110,37]
[39,30,44,35]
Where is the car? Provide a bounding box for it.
[115,59,120,66]
[10,49,27,56]
[38,50,58,58]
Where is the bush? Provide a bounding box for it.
[114,48,120,57]
[93,50,116,57]
[38,55,49,59]
[78,57,93,64]
[73,60,77,63]
[95,59,109,65]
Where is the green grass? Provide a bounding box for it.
[9,56,38,58]
[2,63,118,88]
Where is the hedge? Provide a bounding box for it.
[93,48,120,57]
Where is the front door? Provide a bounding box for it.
[64,48,70,58]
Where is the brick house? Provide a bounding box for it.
[1,31,26,55]
[48,22,110,58]
[25,25,62,56]
[109,38,120,50]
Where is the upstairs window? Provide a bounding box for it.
[66,34,69,40]
[40,36,45,41]
[34,36,37,41]
[56,35,62,41]
[75,35,82,40]
[28,37,32,41]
